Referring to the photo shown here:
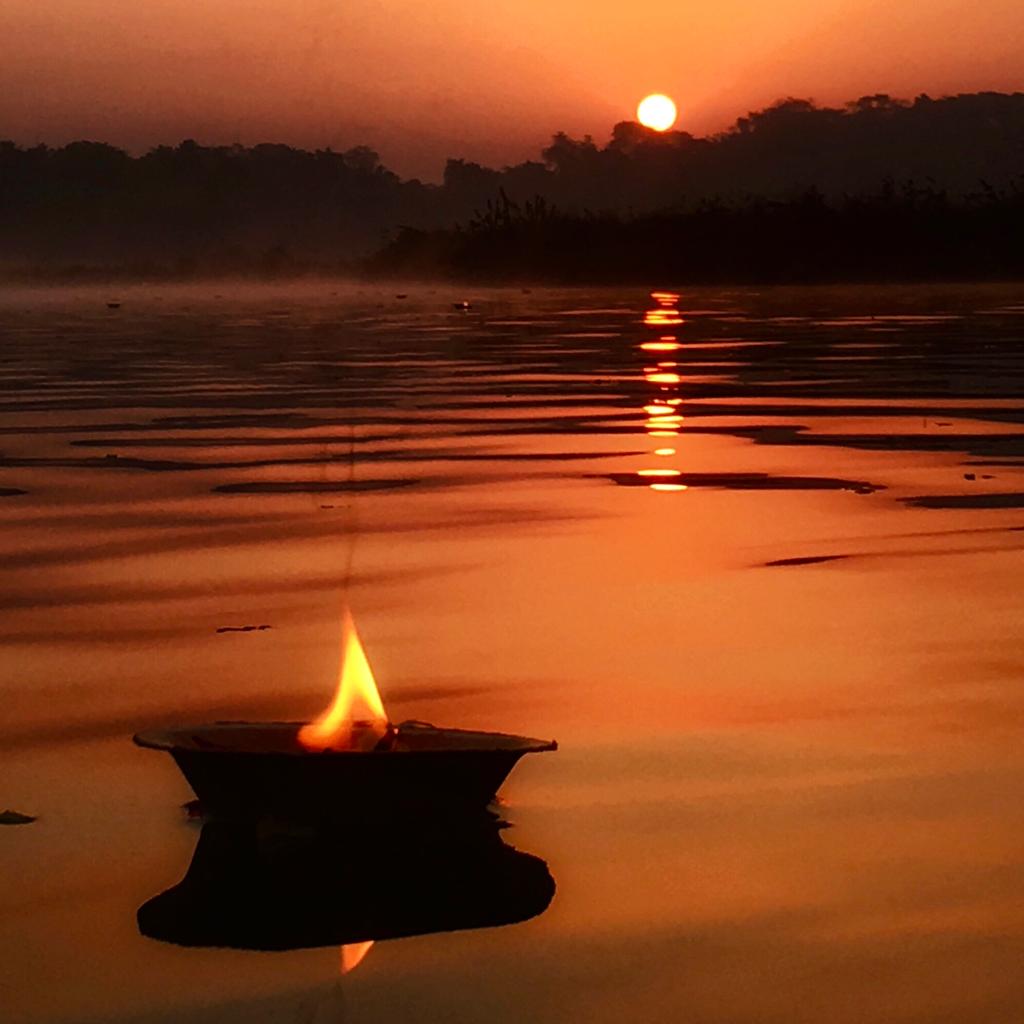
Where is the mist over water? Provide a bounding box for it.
[2,280,1024,1023]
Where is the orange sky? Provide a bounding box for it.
[2,0,1022,180]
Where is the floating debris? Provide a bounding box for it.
[106,302,121,309]
[453,301,471,311]
[216,625,272,634]
[964,472,977,480]
[395,293,408,299]
[0,810,36,825]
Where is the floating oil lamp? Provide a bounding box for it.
[135,611,556,824]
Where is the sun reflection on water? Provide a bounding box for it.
[636,291,688,492]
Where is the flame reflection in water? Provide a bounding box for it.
[340,941,374,974]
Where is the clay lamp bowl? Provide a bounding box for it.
[134,720,557,824]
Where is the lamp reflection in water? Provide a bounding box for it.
[633,291,688,492]
[138,814,555,957]
[340,940,374,974]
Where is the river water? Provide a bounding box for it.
[2,280,1024,1024]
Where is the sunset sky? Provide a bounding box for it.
[2,0,1022,180]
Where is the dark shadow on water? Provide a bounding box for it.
[738,430,1024,461]
[759,531,1024,568]
[68,439,639,463]
[213,479,421,494]
[0,506,583,573]
[764,554,851,567]
[138,816,555,951]
[599,472,881,493]
[0,564,467,613]
[905,492,1024,510]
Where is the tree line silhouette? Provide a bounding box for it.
[2,91,1023,281]
[372,182,1024,283]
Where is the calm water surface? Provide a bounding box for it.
[2,281,1024,1023]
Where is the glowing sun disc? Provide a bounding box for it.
[637,94,677,132]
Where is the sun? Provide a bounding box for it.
[637,94,677,132]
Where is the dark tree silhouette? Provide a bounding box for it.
[1,91,1023,280]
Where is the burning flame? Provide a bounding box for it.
[340,941,374,974]
[299,610,388,751]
